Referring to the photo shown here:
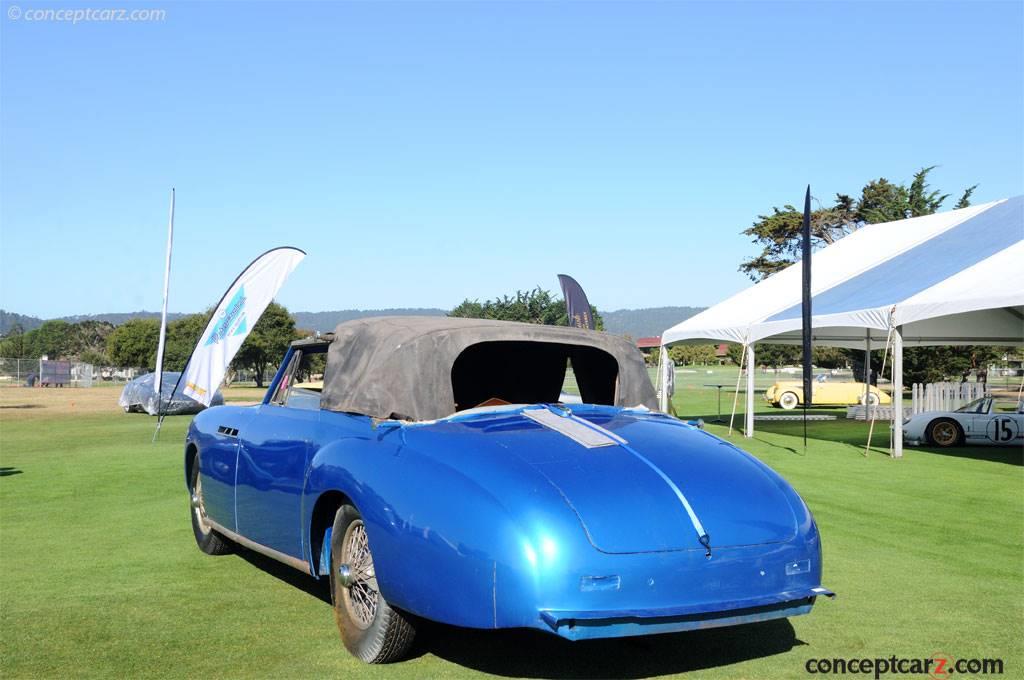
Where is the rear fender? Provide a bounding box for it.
[303,434,563,628]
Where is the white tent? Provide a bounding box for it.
[661,196,1024,456]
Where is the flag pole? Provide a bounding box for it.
[153,188,175,443]
[800,186,812,449]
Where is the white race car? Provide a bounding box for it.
[902,397,1024,447]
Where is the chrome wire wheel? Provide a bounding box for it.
[329,505,416,663]
[340,520,379,630]
[188,454,231,555]
[931,420,959,446]
[191,468,211,535]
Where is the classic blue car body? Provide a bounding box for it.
[186,327,830,641]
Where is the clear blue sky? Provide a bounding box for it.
[1,1,1021,318]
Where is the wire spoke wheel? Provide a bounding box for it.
[329,504,415,663]
[191,468,211,535]
[341,520,379,630]
[188,456,230,555]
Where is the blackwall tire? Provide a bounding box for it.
[189,457,232,555]
[329,504,416,664]
[779,392,800,410]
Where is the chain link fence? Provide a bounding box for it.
[0,358,145,388]
[0,358,35,386]
[1,359,277,389]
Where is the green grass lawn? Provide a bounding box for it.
[1,385,1021,679]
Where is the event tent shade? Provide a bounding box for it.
[660,196,1024,455]
[664,197,1023,348]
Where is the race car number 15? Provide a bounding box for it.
[986,417,1019,442]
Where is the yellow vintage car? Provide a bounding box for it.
[765,374,891,409]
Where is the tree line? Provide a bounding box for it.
[0,302,298,387]
[450,287,604,329]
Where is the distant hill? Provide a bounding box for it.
[293,308,447,332]
[600,306,704,338]
[61,311,188,326]
[0,310,44,334]
[1,305,704,341]
[297,307,704,337]
[0,309,190,336]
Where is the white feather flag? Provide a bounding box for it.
[181,247,305,405]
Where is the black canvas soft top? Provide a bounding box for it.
[319,316,657,421]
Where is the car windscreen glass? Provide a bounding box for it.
[955,397,990,414]
[271,351,303,405]
[285,388,321,410]
[271,343,328,408]
[451,341,618,411]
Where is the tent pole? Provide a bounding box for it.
[892,326,904,459]
[727,343,747,437]
[745,345,755,438]
[657,345,669,413]
[864,330,871,420]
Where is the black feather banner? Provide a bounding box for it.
[557,274,596,330]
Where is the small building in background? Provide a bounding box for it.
[715,344,730,364]
[635,336,661,357]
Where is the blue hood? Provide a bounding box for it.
[405,406,803,554]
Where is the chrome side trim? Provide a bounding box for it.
[206,518,311,575]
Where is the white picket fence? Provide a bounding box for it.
[847,381,988,420]
[910,382,987,415]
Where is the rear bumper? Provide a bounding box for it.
[539,586,834,640]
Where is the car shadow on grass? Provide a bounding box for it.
[234,546,332,604]
[908,444,1023,466]
[416,618,804,678]
[232,545,805,676]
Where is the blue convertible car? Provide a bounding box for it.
[185,317,831,663]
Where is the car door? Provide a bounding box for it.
[199,408,256,531]
[963,398,990,443]
[813,375,835,404]
[976,401,1022,445]
[234,349,319,559]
